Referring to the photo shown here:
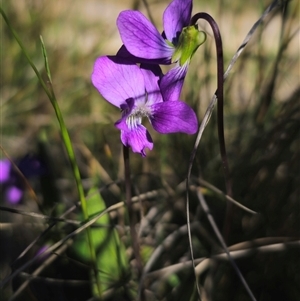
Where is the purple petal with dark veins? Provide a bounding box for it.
[163,0,193,44]
[91,56,145,108]
[117,11,174,60]
[140,64,163,106]
[160,64,188,101]
[150,100,198,134]
[120,124,153,157]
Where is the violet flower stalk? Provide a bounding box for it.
[91,56,198,157]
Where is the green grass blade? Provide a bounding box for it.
[1,8,102,297]
[40,35,52,83]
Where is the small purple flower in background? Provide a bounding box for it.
[0,155,46,204]
[35,245,51,262]
[116,0,206,99]
[0,159,22,204]
[0,159,10,182]
[91,56,198,157]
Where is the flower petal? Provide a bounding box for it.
[163,0,193,44]
[117,11,174,60]
[120,125,153,157]
[140,64,163,106]
[160,64,188,101]
[0,159,11,183]
[6,186,23,204]
[114,101,136,131]
[150,100,198,134]
[91,56,145,108]
[117,45,172,65]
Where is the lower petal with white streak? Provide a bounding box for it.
[120,124,153,157]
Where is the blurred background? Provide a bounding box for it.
[1,0,299,300]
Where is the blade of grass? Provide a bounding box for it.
[0,8,102,297]
[40,35,52,83]
[0,188,163,289]
[196,189,257,301]
[145,239,300,280]
[9,241,72,301]
[185,0,281,299]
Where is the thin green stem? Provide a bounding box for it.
[1,8,102,297]
[0,8,51,100]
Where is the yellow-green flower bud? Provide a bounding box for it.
[172,26,206,66]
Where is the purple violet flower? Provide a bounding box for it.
[91,56,198,157]
[0,159,10,182]
[116,0,206,99]
[117,0,193,64]
[35,245,51,262]
[0,155,46,204]
[0,159,23,204]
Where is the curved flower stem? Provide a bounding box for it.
[185,12,231,300]
[188,13,256,301]
[0,8,102,297]
[190,12,232,200]
[190,12,234,244]
[122,147,143,282]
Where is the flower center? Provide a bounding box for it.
[126,104,151,130]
